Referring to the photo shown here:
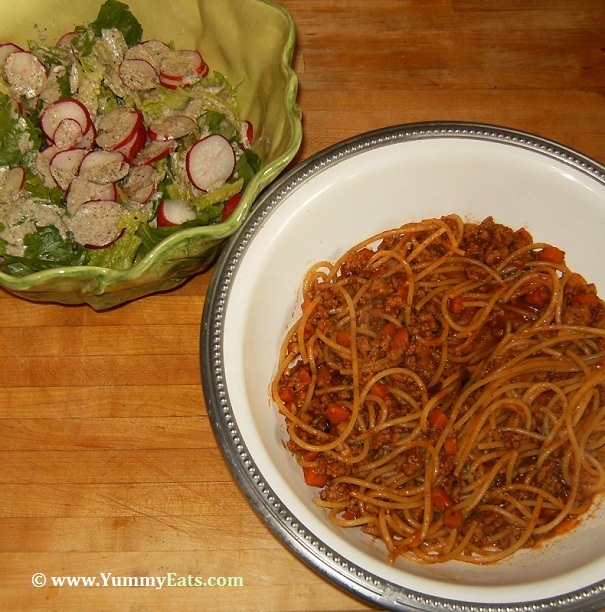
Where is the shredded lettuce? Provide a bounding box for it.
[190,178,244,212]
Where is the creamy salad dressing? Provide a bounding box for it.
[0,197,68,255]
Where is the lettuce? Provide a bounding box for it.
[0,97,40,166]
[88,0,143,47]
[0,226,89,275]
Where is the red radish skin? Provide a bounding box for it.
[39,99,93,145]
[66,199,125,248]
[79,150,130,184]
[0,166,25,200]
[159,49,208,87]
[119,58,159,91]
[66,177,117,215]
[114,121,146,162]
[148,115,197,142]
[132,139,174,166]
[0,43,23,67]
[52,118,86,150]
[56,31,78,47]
[221,193,242,221]
[186,134,236,192]
[49,148,87,190]
[120,165,158,204]
[124,40,171,72]
[4,51,47,98]
[156,199,197,227]
[242,120,254,148]
[96,107,144,151]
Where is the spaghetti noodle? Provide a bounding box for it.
[272,215,605,564]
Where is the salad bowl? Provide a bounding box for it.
[0,0,301,309]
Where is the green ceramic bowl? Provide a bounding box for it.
[0,0,302,309]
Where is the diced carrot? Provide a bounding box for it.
[392,326,409,347]
[336,329,351,347]
[301,450,319,461]
[326,402,350,424]
[443,507,463,528]
[397,278,409,299]
[303,467,328,487]
[370,382,389,400]
[449,295,465,314]
[381,321,397,337]
[431,485,453,511]
[428,408,449,430]
[444,436,458,456]
[538,245,565,264]
[297,367,312,385]
[278,386,296,403]
[524,286,550,309]
[571,292,598,309]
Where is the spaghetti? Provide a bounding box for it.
[272,215,605,564]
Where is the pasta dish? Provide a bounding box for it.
[272,215,605,564]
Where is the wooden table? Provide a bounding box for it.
[2,1,605,610]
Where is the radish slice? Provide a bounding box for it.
[49,148,87,190]
[124,40,171,72]
[79,150,130,184]
[113,121,146,163]
[66,177,117,214]
[119,58,159,91]
[156,199,197,227]
[132,139,174,166]
[186,134,235,192]
[121,164,158,204]
[159,49,208,87]
[77,122,97,150]
[242,120,254,148]
[148,114,197,142]
[4,51,48,98]
[0,43,23,67]
[56,31,79,47]
[52,117,85,150]
[0,166,25,201]
[66,200,125,248]
[96,107,144,151]
[39,98,92,145]
[159,73,182,90]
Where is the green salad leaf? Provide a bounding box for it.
[0,97,40,167]
[88,0,143,47]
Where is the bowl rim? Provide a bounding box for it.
[0,0,302,306]
[201,120,605,611]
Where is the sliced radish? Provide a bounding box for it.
[52,117,85,150]
[66,177,117,214]
[0,166,25,201]
[56,31,78,47]
[49,148,87,190]
[96,107,144,152]
[121,164,158,204]
[186,134,235,192]
[124,40,171,71]
[242,120,254,148]
[35,146,59,186]
[4,51,48,98]
[79,150,130,184]
[119,58,159,91]
[159,49,208,87]
[0,43,23,67]
[156,199,197,227]
[148,114,197,142]
[159,73,182,90]
[132,139,174,166]
[114,122,147,163]
[77,122,97,150]
[67,199,125,248]
[221,192,243,221]
[39,98,93,145]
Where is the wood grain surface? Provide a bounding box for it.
[2,1,605,610]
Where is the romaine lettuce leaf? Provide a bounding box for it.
[88,0,143,47]
[0,97,40,166]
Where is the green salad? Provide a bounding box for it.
[0,0,260,276]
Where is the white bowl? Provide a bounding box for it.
[201,122,605,610]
